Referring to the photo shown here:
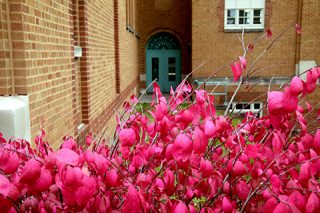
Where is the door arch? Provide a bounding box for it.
[146,32,181,93]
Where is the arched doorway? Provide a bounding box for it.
[146,32,181,93]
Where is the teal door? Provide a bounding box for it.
[146,33,181,93]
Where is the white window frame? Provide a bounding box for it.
[224,0,265,31]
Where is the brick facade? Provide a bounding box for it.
[0,0,318,147]
[0,0,139,147]
[192,0,300,78]
[299,0,320,63]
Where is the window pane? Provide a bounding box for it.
[254,9,262,16]
[244,10,250,17]
[254,17,262,24]
[152,58,159,81]
[227,9,236,17]
[239,17,244,24]
[254,103,261,110]
[227,18,235,24]
[168,57,176,81]
[227,9,236,25]
[238,9,251,25]
[253,9,262,24]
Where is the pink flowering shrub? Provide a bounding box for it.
[1,26,320,212]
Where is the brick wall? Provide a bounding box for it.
[192,0,299,78]
[299,0,320,63]
[3,0,75,148]
[0,0,140,148]
[80,0,116,126]
[118,0,139,93]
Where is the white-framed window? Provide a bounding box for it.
[224,0,265,31]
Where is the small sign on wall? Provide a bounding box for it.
[74,46,82,58]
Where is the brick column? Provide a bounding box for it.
[114,0,120,94]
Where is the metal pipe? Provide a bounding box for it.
[5,0,15,95]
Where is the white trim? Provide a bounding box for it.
[224,0,265,30]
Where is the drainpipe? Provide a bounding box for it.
[295,0,303,75]
[6,0,15,95]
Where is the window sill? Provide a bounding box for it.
[224,28,264,33]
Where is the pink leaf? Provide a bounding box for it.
[289,191,306,211]
[273,202,292,213]
[295,24,301,34]
[236,180,250,200]
[266,29,273,39]
[195,90,207,105]
[62,137,77,150]
[105,169,119,187]
[122,185,143,212]
[247,43,254,51]
[28,168,53,193]
[0,174,19,200]
[119,128,137,147]
[193,127,208,154]
[200,157,213,178]
[231,61,242,82]
[55,148,80,166]
[306,193,320,213]
[20,158,42,184]
[0,151,20,174]
[239,56,247,70]
[264,197,279,213]
[204,120,216,138]
[289,76,304,96]
[233,160,246,176]
[298,162,310,183]
[268,91,284,114]
[60,166,84,190]
[222,197,233,213]
[85,133,93,146]
[174,202,188,213]
[172,134,193,162]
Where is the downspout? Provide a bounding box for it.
[5,0,15,95]
[295,0,303,75]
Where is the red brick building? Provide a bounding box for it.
[0,0,319,147]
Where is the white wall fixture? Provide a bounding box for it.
[0,96,31,142]
[140,74,146,81]
[74,46,82,58]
